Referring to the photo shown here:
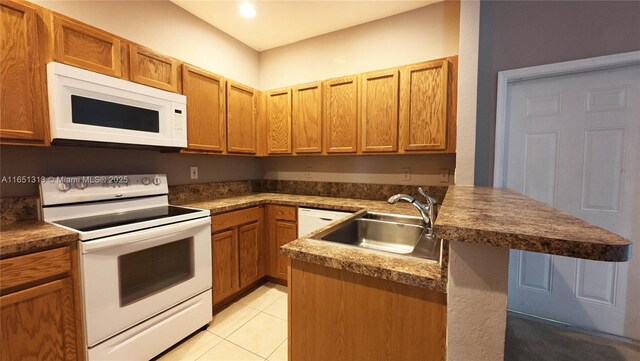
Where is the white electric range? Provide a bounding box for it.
[40,174,212,360]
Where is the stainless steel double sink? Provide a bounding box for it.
[314,211,441,262]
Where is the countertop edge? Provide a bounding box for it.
[0,231,78,259]
[436,225,631,262]
[281,240,447,293]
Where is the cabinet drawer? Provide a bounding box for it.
[212,207,261,232]
[271,205,297,222]
[0,246,71,293]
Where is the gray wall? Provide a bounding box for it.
[0,146,262,197]
[474,0,640,186]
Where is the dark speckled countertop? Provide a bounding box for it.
[0,221,78,258]
[435,186,631,262]
[181,193,422,216]
[1,186,629,291]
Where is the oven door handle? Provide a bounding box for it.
[81,217,211,254]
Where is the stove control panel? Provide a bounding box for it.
[40,174,169,206]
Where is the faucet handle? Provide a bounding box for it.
[418,187,437,205]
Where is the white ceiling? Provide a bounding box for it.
[170,0,439,51]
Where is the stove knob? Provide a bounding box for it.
[153,177,161,186]
[76,180,88,190]
[57,182,70,192]
[142,177,151,185]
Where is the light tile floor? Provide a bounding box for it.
[155,283,288,361]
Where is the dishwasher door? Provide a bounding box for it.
[298,207,352,237]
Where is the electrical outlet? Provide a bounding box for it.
[190,167,198,180]
[439,168,450,184]
[401,167,411,181]
[305,167,312,179]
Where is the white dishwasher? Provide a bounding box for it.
[298,207,352,237]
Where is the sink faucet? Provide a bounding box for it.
[387,187,437,231]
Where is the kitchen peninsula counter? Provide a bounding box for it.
[1,186,629,283]
[184,187,631,293]
[184,193,448,292]
[436,186,631,262]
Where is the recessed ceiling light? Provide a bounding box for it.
[239,3,256,18]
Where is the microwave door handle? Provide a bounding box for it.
[81,217,210,254]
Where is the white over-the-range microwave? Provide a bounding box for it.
[47,62,187,149]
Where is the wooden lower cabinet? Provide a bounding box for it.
[289,259,447,361]
[212,204,297,298]
[266,205,297,283]
[238,222,262,287]
[1,279,77,361]
[211,206,264,307]
[211,229,239,303]
[0,245,82,361]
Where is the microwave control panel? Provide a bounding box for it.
[172,105,187,147]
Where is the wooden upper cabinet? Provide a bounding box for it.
[266,89,292,154]
[52,14,122,78]
[182,64,226,152]
[399,59,449,151]
[129,44,180,92]
[226,81,257,154]
[361,69,399,153]
[323,76,358,153]
[292,83,322,154]
[0,0,48,145]
[211,206,264,306]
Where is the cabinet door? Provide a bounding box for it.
[0,0,48,144]
[182,64,226,152]
[129,44,180,92]
[324,76,358,153]
[1,278,78,361]
[266,89,292,154]
[212,229,239,304]
[361,69,399,152]
[226,81,257,154]
[267,205,297,282]
[238,222,261,288]
[274,221,296,280]
[399,59,449,151]
[293,83,322,154]
[52,14,122,78]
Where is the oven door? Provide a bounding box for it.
[80,216,211,347]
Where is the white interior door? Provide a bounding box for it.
[501,64,639,338]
